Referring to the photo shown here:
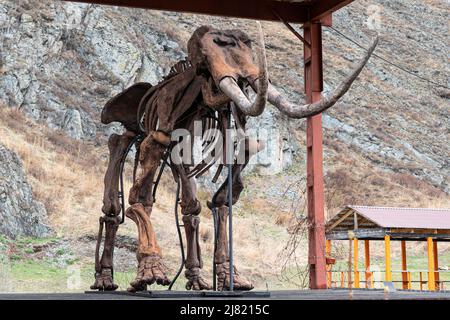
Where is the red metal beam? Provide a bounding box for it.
[310,0,354,21]
[61,0,354,23]
[61,0,310,22]
[304,21,327,289]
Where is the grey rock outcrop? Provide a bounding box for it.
[0,0,178,140]
[0,0,292,173]
[0,144,52,239]
[62,108,83,139]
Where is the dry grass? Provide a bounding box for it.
[0,107,105,236]
[321,137,449,218]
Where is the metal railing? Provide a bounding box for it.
[327,270,450,291]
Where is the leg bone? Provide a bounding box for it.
[126,203,170,292]
[92,131,135,291]
[215,207,254,291]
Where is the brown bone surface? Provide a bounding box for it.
[91,131,135,291]
[214,207,254,291]
[126,203,170,291]
[102,131,135,215]
[93,24,376,291]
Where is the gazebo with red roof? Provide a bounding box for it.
[326,206,450,291]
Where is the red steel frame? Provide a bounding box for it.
[62,0,353,24]
[304,22,327,289]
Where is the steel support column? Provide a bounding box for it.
[325,239,332,288]
[433,240,439,290]
[427,237,436,291]
[384,235,392,282]
[364,240,371,288]
[353,238,360,288]
[304,22,327,289]
[401,240,408,289]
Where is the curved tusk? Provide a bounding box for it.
[268,36,379,119]
[218,21,268,117]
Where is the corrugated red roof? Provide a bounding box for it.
[348,206,450,230]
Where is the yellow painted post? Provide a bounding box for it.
[353,238,360,288]
[326,240,331,255]
[326,240,332,288]
[364,240,371,288]
[401,240,408,289]
[407,272,411,290]
[384,235,392,282]
[427,237,436,291]
[419,272,423,291]
[433,240,439,291]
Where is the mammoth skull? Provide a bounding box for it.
[189,22,378,119]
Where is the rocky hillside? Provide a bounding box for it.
[0,143,52,239]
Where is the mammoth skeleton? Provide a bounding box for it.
[91,23,378,292]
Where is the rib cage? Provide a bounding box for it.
[138,59,231,181]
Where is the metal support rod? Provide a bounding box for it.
[118,171,125,223]
[203,111,224,291]
[209,145,231,290]
[152,150,171,202]
[227,108,234,291]
[118,134,144,224]
[209,108,235,291]
[271,8,310,48]
[305,22,327,289]
[212,207,218,291]
[168,179,185,290]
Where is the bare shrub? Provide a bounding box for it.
[393,172,444,198]
[275,177,311,288]
[324,168,364,212]
[275,212,292,226]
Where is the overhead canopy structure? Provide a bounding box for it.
[63,0,353,23]
[326,206,450,241]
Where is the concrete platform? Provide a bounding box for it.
[1,289,450,300]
